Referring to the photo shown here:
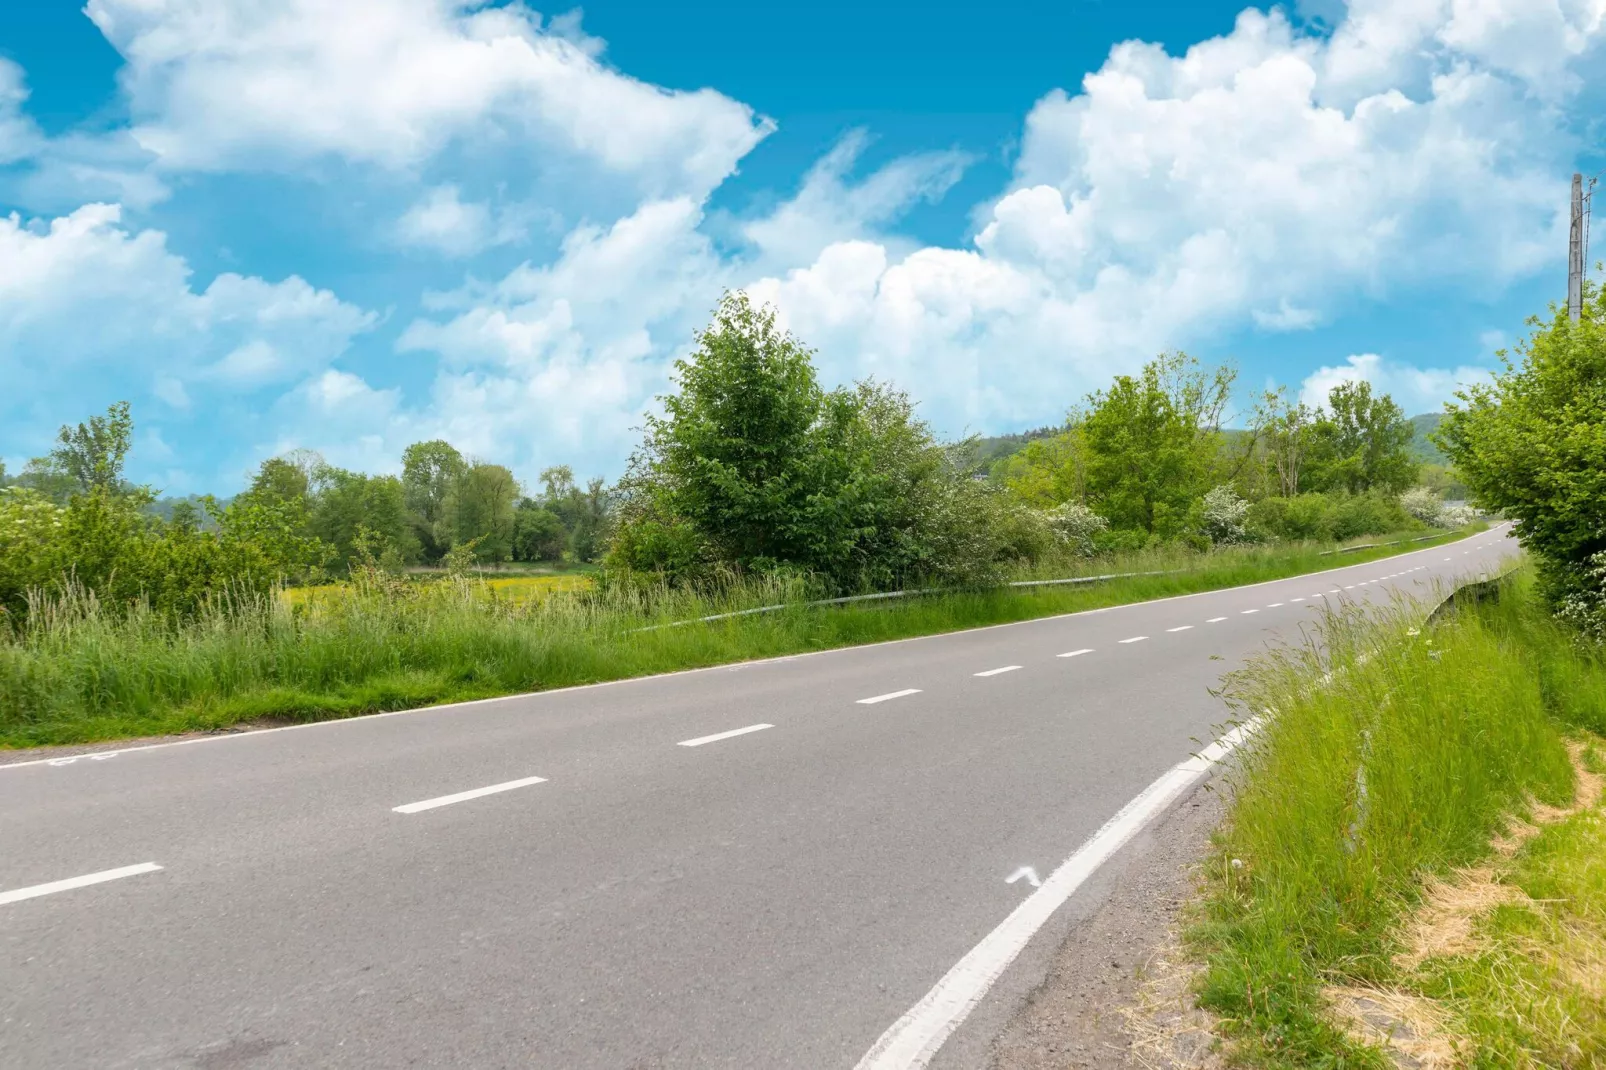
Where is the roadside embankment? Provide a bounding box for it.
[0,528,1480,750]
[1189,570,1606,1066]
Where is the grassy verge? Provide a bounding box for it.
[1191,570,1606,1066]
[0,527,1481,750]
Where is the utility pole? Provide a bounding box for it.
[1570,172,1584,322]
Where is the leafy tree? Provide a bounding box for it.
[629,292,824,570]
[447,463,518,563]
[1252,388,1314,497]
[1439,285,1606,611]
[247,456,312,503]
[992,429,1089,508]
[308,466,417,570]
[402,439,467,560]
[1080,352,1234,536]
[15,457,79,503]
[512,503,566,562]
[611,293,1026,589]
[1305,381,1417,494]
[49,400,135,495]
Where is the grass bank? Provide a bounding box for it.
[0,527,1479,750]
[1192,570,1606,1066]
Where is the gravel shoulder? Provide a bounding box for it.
[983,776,1226,1070]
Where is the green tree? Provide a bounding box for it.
[401,439,467,561]
[447,463,518,563]
[611,293,1019,589]
[632,292,824,570]
[992,429,1088,508]
[1081,352,1234,536]
[246,456,312,504]
[512,503,566,562]
[1439,286,1606,610]
[1305,381,1417,494]
[1252,387,1314,498]
[308,466,417,570]
[49,400,135,495]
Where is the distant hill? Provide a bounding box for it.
[1408,413,1447,465]
[957,426,1065,472]
[964,414,1453,471]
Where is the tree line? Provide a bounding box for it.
[2,290,1458,626]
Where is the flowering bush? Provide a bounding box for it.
[1200,484,1250,544]
[1042,501,1109,557]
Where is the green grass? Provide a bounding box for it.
[1190,571,1606,1067]
[0,527,1479,750]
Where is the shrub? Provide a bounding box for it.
[1399,486,1444,526]
[1043,501,1109,557]
[1199,484,1250,544]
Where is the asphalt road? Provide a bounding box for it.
[0,527,1520,1070]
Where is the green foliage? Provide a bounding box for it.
[1439,285,1606,619]
[1305,379,1418,494]
[401,439,466,560]
[1193,580,1577,1066]
[1245,490,1415,543]
[0,533,1469,746]
[445,463,518,563]
[308,466,418,570]
[1080,351,1234,536]
[991,430,1087,507]
[50,400,135,495]
[512,503,566,562]
[610,292,1014,590]
[247,456,311,504]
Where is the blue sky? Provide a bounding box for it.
[1,0,1602,495]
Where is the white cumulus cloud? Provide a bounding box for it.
[85,0,773,199]
[1297,351,1496,413]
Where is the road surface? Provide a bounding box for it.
[0,527,1519,1069]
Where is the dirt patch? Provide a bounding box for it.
[986,780,1227,1070]
[1325,740,1605,1066]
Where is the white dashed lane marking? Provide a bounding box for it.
[858,689,923,705]
[393,776,548,815]
[1118,636,1149,644]
[678,724,774,748]
[1057,649,1094,659]
[974,666,1022,678]
[0,863,164,907]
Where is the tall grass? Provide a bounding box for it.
[0,529,1476,749]
[1192,571,1603,1065]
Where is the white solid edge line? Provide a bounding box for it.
[393,775,548,814]
[1118,635,1148,644]
[677,723,775,748]
[973,666,1022,677]
[1166,625,1193,632]
[0,862,163,907]
[858,689,923,705]
[1056,648,1094,658]
[852,721,1259,1070]
[1,527,1507,772]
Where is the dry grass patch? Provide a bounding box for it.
[1327,739,1606,1068]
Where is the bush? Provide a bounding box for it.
[1199,484,1250,544]
[1245,491,1414,544]
[1398,486,1444,526]
[1440,285,1606,611]
[1042,501,1109,557]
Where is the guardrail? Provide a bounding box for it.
[637,529,1472,633]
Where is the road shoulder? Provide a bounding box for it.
[976,776,1226,1070]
